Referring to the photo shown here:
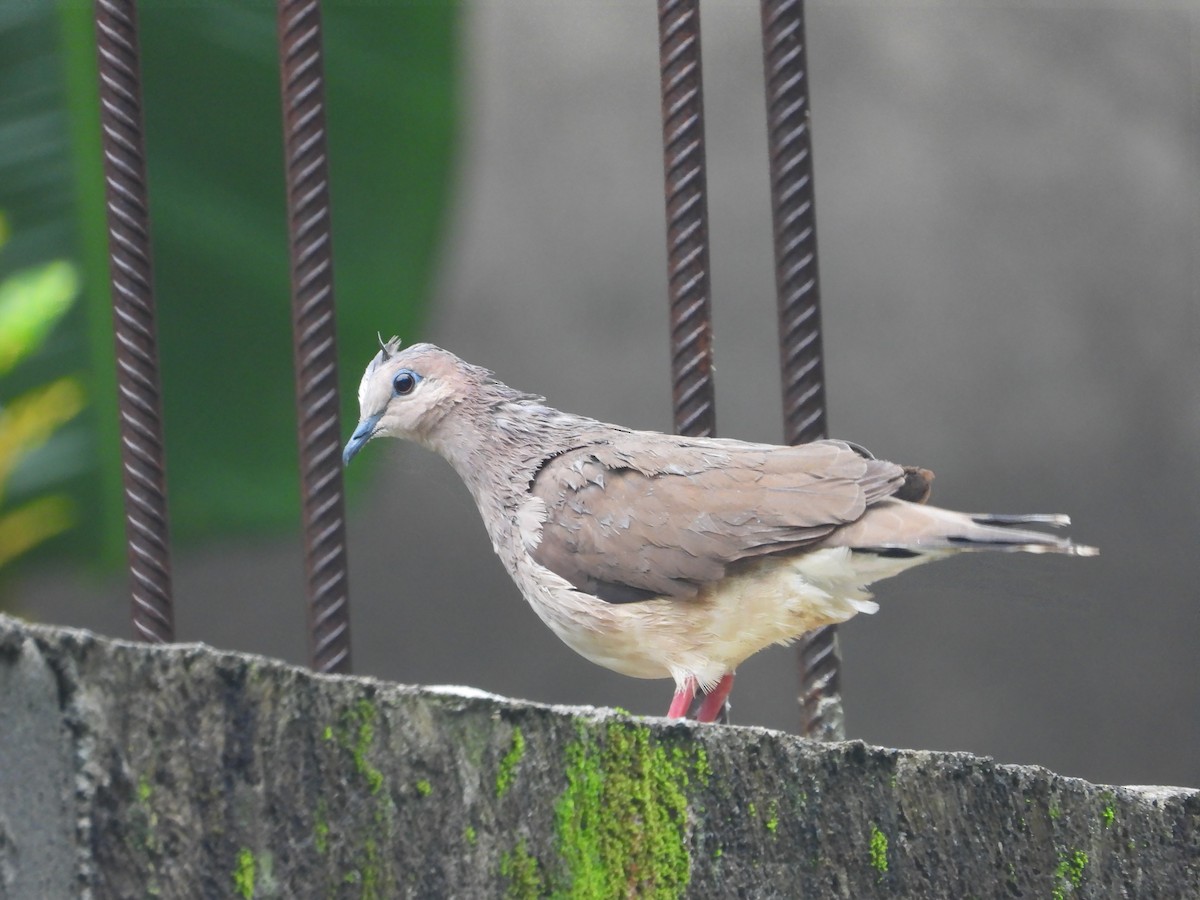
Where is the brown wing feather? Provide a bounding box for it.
[528,436,906,603]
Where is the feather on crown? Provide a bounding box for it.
[366,334,403,375]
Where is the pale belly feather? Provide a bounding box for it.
[513,547,938,691]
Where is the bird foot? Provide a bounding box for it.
[666,673,735,723]
[694,673,735,723]
[667,677,698,718]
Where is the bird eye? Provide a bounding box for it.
[393,369,419,396]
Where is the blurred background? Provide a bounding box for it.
[2,2,1196,790]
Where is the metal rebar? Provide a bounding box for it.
[658,0,726,723]
[277,0,352,675]
[658,0,717,440]
[760,0,843,740]
[95,0,175,643]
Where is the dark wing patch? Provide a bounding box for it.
[578,579,665,605]
[895,466,935,504]
[528,437,906,603]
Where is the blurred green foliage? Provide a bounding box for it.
[0,221,84,573]
[0,258,77,375]
[0,0,457,570]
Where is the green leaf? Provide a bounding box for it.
[0,494,75,570]
[0,376,86,503]
[0,260,79,376]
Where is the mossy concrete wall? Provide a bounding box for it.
[1,614,1196,899]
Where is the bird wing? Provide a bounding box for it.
[527,435,906,603]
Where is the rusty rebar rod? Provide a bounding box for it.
[95,0,175,643]
[658,0,725,722]
[760,0,843,740]
[658,0,717,440]
[276,0,352,674]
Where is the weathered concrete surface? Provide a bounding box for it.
[0,614,1195,899]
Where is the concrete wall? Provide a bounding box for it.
[2,615,1195,898]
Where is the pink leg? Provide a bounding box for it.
[667,676,698,718]
[695,673,735,723]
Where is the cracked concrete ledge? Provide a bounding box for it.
[0,614,1196,899]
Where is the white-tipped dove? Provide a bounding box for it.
[344,339,1097,723]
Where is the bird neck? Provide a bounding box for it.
[427,394,580,524]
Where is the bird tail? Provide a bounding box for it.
[831,500,1099,557]
[940,511,1099,556]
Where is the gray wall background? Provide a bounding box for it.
[20,2,1200,789]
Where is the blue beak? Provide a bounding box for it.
[343,414,381,466]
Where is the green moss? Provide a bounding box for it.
[323,699,398,895]
[553,722,698,898]
[765,799,779,835]
[232,849,255,899]
[352,701,385,794]
[869,825,888,875]
[130,774,162,893]
[693,746,711,787]
[361,838,382,899]
[464,825,477,846]
[501,838,546,900]
[314,800,330,855]
[1049,801,1062,820]
[1050,848,1089,900]
[667,746,700,786]
[496,727,526,799]
[1101,793,1116,828]
[747,802,757,817]
[341,839,385,899]
[132,774,159,851]
[416,779,432,797]
[1056,849,1088,887]
[330,699,386,795]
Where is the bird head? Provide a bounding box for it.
[342,338,471,465]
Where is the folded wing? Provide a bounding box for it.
[528,436,907,603]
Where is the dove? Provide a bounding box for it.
[344,339,1096,722]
